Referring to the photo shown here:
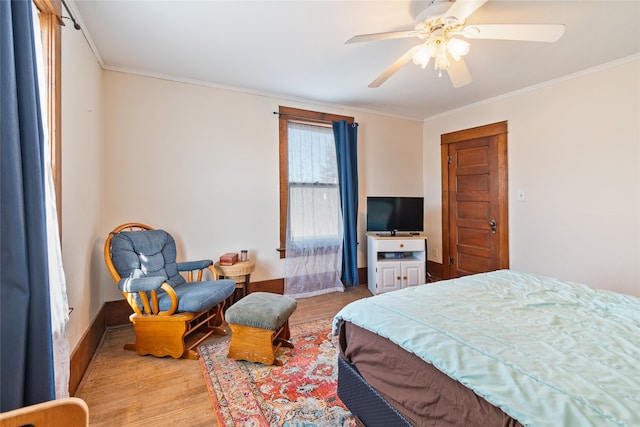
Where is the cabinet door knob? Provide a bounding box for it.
[400,243,404,248]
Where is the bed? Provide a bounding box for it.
[332,270,640,427]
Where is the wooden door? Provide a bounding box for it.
[441,122,509,279]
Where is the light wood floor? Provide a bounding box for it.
[74,285,371,426]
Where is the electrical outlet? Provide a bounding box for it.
[433,248,439,258]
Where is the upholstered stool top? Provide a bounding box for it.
[226,292,297,331]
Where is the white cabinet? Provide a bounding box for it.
[367,234,427,295]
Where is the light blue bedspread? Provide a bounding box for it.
[333,270,640,426]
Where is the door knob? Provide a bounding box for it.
[489,220,497,234]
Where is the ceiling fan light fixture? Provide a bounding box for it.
[411,33,468,76]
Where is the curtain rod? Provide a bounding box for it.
[61,0,81,30]
[273,111,358,127]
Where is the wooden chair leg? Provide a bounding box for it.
[207,304,228,336]
[274,320,294,349]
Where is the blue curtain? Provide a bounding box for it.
[333,121,359,286]
[1,0,56,411]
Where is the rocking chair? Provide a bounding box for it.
[104,223,236,359]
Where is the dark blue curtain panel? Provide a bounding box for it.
[1,0,56,411]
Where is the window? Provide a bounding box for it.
[278,106,353,257]
[33,0,62,235]
[287,122,340,243]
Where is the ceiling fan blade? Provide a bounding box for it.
[444,0,488,22]
[448,57,473,88]
[346,30,416,44]
[369,46,421,88]
[463,24,566,42]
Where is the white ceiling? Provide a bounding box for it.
[69,0,640,120]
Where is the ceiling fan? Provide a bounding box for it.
[347,0,565,88]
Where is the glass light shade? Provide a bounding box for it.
[447,37,470,61]
[433,53,450,72]
[412,44,431,69]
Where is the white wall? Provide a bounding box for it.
[99,71,423,301]
[61,24,103,349]
[423,57,640,297]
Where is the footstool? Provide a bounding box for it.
[226,292,297,366]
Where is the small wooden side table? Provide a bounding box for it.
[214,259,256,303]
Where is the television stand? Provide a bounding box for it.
[366,233,427,295]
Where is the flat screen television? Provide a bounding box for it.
[366,196,424,235]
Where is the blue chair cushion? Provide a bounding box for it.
[159,280,236,313]
[226,292,297,330]
[110,229,185,287]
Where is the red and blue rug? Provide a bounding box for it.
[199,318,356,426]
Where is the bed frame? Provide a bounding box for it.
[337,355,412,427]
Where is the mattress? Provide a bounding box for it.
[333,270,640,426]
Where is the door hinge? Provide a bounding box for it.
[449,257,455,265]
[448,155,453,164]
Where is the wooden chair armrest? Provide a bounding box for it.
[208,265,219,280]
[0,397,89,427]
[157,283,178,315]
[177,260,219,281]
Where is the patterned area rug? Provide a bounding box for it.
[199,317,357,427]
